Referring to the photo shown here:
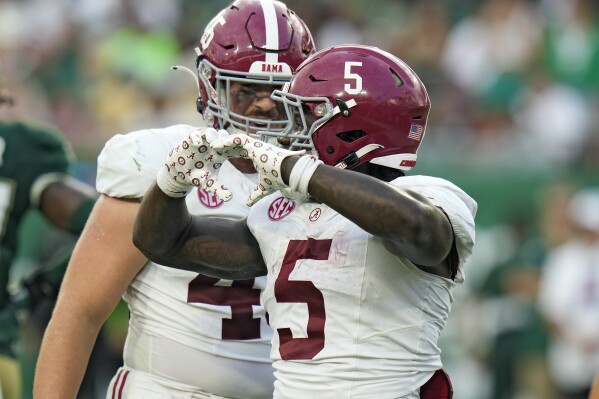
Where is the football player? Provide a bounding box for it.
[34,1,314,398]
[0,84,96,399]
[134,45,477,398]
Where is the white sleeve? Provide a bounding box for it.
[96,124,197,198]
[391,175,477,279]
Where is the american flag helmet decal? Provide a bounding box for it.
[408,124,423,141]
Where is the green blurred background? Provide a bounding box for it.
[2,0,599,398]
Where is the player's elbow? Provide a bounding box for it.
[387,203,453,266]
[132,224,170,260]
[132,231,150,257]
[412,208,454,265]
[132,237,161,263]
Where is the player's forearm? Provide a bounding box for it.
[282,156,452,265]
[34,310,101,399]
[310,166,426,235]
[134,183,266,277]
[181,217,268,279]
[133,182,192,258]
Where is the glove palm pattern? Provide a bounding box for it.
[158,127,232,201]
[211,134,304,205]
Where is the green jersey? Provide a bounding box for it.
[0,121,72,356]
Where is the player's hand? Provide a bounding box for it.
[211,134,305,205]
[156,127,232,201]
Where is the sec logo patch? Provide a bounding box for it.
[268,197,295,221]
[197,188,224,208]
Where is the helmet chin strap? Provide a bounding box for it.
[335,144,384,169]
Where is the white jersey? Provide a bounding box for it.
[97,124,273,398]
[246,175,477,399]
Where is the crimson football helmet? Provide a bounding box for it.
[264,45,430,171]
[195,0,315,137]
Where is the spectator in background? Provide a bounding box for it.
[511,68,593,170]
[440,0,541,100]
[91,1,183,137]
[538,188,599,399]
[540,0,599,94]
[312,2,363,48]
[473,182,577,399]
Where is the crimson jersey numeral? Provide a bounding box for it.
[187,275,262,340]
[275,238,332,360]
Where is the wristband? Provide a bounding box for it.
[288,155,323,196]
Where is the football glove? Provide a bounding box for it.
[211,134,307,205]
[156,127,232,201]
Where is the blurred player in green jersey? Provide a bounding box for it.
[0,78,96,399]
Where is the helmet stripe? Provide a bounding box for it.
[259,0,279,64]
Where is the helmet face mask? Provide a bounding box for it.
[261,45,431,171]
[196,0,315,138]
[262,90,332,151]
[197,58,290,136]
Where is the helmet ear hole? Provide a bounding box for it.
[337,130,366,143]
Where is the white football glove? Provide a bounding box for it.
[156,127,232,201]
[211,134,306,205]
